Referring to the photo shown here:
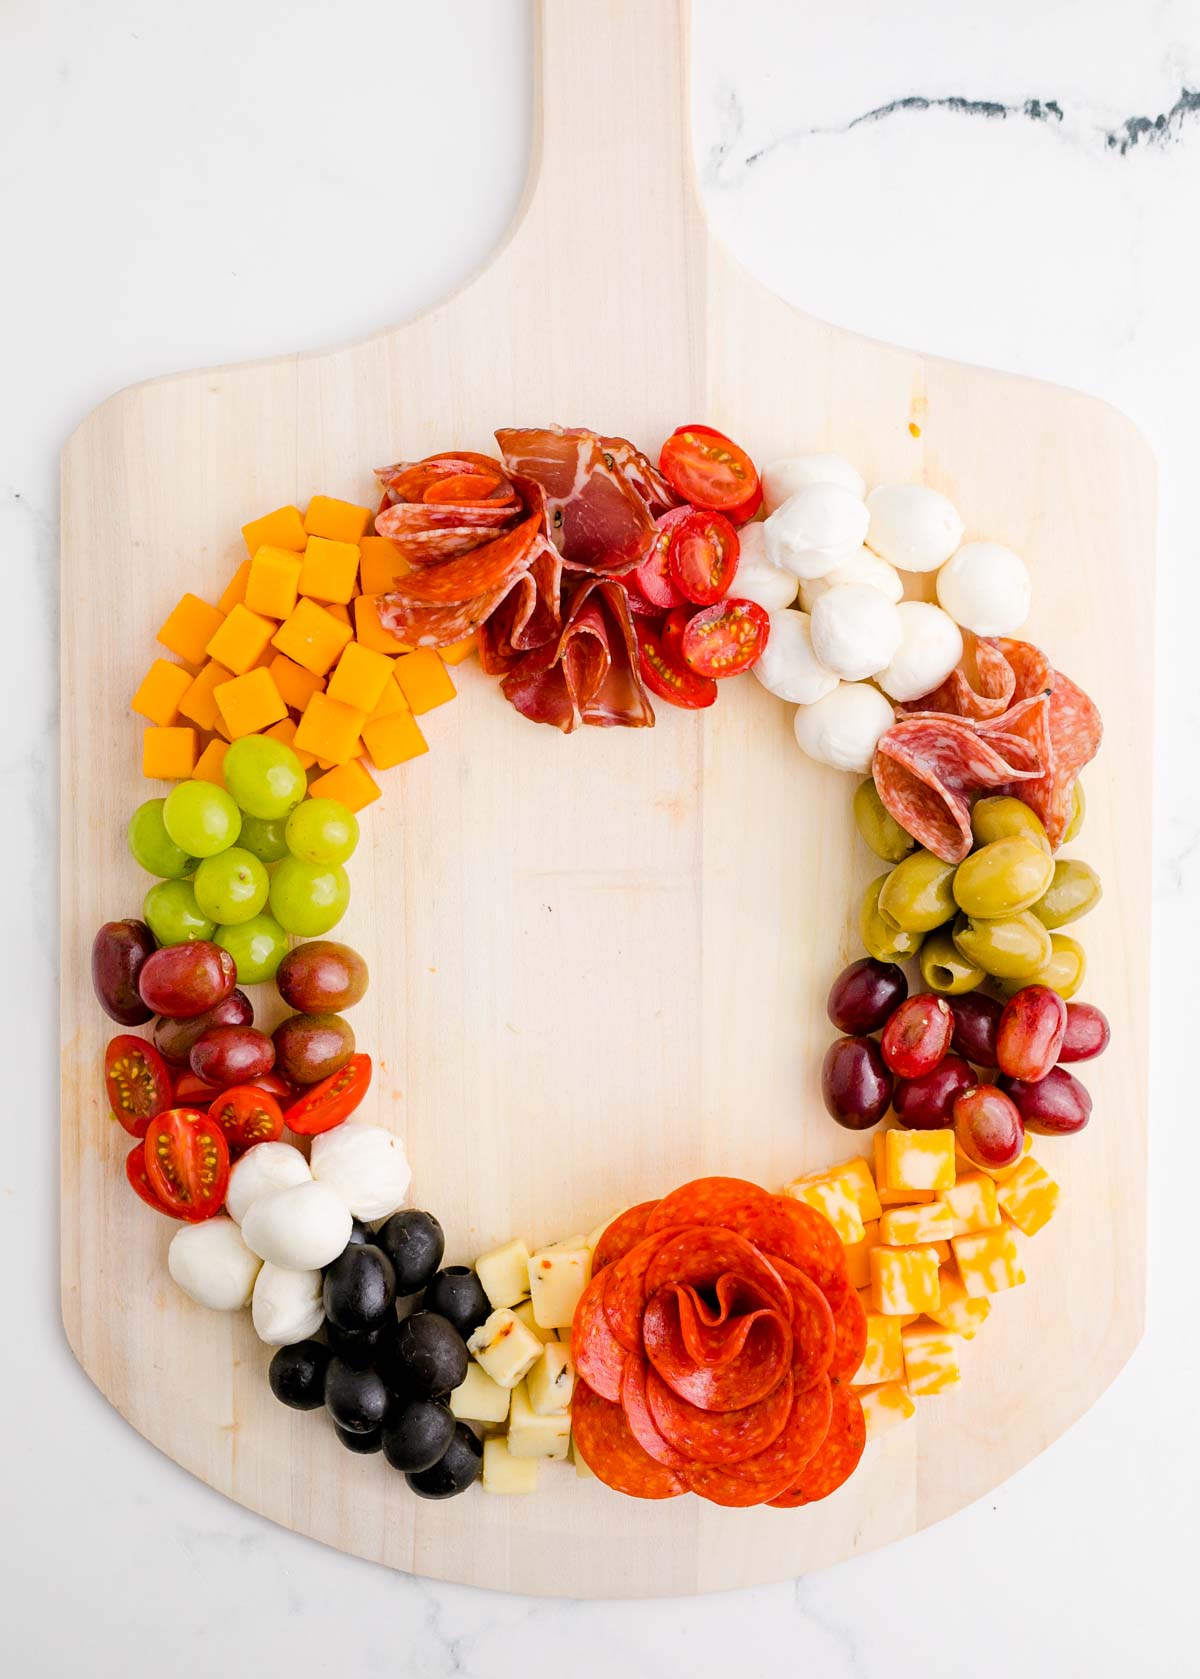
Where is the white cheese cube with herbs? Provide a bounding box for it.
[449,1360,512,1426]
[512,1298,557,1345]
[466,1308,543,1389]
[527,1241,592,1329]
[508,1380,571,1459]
[475,1238,532,1310]
[526,1343,576,1415]
[482,1436,538,1494]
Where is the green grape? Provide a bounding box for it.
[214,913,289,984]
[127,798,197,879]
[223,736,307,820]
[269,857,350,937]
[284,798,359,866]
[162,780,242,858]
[143,879,215,946]
[238,815,290,863]
[192,846,270,925]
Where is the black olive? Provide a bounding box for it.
[323,1243,396,1332]
[387,1311,468,1399]
[377,1209,445,1296]
[423,1266,489,1340]
[345,1218,375,1247]
[268,1340,331,1411]
[333,1421,382,1454]
[382,1398,456,1473]
[405,1422,482,1498]
[324,1315,398,1369]
[324,1356,394,1434]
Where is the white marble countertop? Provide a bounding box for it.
[3,0,1194,1672]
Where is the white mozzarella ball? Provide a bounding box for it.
[309,1123,412,1222]
[762,453,867,512]
[167,1217,261,1311]
[751,610,838,705]
[763,484,870,580]
[240,1180,352,1271]
[793,682,897,774]
[225,1141,311,1227]
[866,485,964,573]
[810,585,902,681]
[936,541,1032,635]
[876,601,964,703]
[251,1262,325,1347]
[799,548,903,613]
[729,523,798,612]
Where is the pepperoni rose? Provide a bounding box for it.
[570,1178,867,1507]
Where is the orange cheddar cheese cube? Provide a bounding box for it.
[357,535,410,596]
[218,559,252,613]
[783,1175,864,1245]
[214,668,288,739]
[873,1133,934,1206]
[178,660,234,733]
[263,716,316,770]
[307,759,381,812]
[362,709,428,770]
[326,602,352,626]
[926,1268,991,1339]
[304,494,372,544]
[354,593,412,655]
[272,599,352,676]
[956,1131,1031,1182]
[879,1201,956,1247]
[206,603,277,675]
[952,1224,1025,1298]
[368,671,410,721]
[246,546,303,620]
[327,641,394,713]
[996,1156,1059,1237]
[851,1313,903,1386]
[842,1221,881,1291]
[869,1245,940,1317]
[131,659,192,727]
[142,726,198,780]
[294,692,366,766]
[242,504,307,556]
[901,1322,961,1396]
[395,647,456,714]
[298,535,360,605]
[885,1128,955,1194]
[268,653,324,714]
[939,1170,1001,1237]
[157,593,225,667]
[439,634,477,667]
[858,1381,915,1440]
[192,737,229,787]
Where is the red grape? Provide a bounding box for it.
[1058,1002,1110,1064]
[947,993,1003,1066]
[998,1067,1092,1135]
[892,1055,975,1129]
[826,959,907,1035]
[881,994,952,1079]
[190,1025,275,1087]
[153,989,254,1066]
[996,985,1067,1082]
[821,1036,893,1130]
[953,1084,1024,1168]
[92,919,156,1026]
[137,941,236,1020]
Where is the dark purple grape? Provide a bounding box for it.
[947,993,1003,1066]
[189,1024,275,1086]
[92,920,156,1025]
[820,1036,892,1130]
[998,1066,1092,1135]
[892,1055,975,1129]
[826,959,907,1035]
[153,989,253,1065]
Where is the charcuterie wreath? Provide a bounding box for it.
[95,424,1104,1506]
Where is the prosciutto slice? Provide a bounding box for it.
[501,578,654,732]
[496,426,657,574]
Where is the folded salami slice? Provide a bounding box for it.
[686,1376,833,1508]
[900,635,1023,720]
[873,715,1044,865]
[477,541,565,676]
[1008,667,1102,847]
[570,1380,686,1499]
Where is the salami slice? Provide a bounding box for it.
[768,1381,866,1507]
[825,1280,869,1383]
[374,522,503,563]
[591,1200,661,1272]
[873,715,1045,865]
[901,635,1021,719]
[380,513,542,604]
[571,1270,627,1403]
[996,637,1054,702]
[642,1228,792,1320]
[377,582,517,649]
[602,1228,689,1353]
[686,1377,833,1507]
[618,1353,690,1473]
[769,1259,837,1389]
[375,499,517,534]
[645,1365,794,1465]
[642,1282,791,1411]
[570,1380,686,1499]
[1011,667,1102,847]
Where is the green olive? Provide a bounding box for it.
[970,796,1051,855]
[853,779,916,864]
[1031,859,1102,928]
[1064,781,1086,843]
[860,874,925,963]
[999,933,1086,999]
[952,836,1055,920]
[877,850,957,933]
[918,928,985,995]
[952,910,1053,981]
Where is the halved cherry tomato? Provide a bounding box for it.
[105,1034,172,1139]
[681,598,771,679]
[659,426,761,522]
[209,1086,285,1154]
[667,509,740,606]
[284,1053,372,1136]
[172,1071,223,1105]
[143,1108,230,1223]
[632,508,689,609]
[245,1070,297,1103]
[636,621,718,710]
[125,1142,181,1218]
[661,604,694,667]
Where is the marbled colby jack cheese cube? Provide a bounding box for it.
[783,1176,864,1245]
[843,1221,881,1290]
[869,1244,941,1316]
[939,1170,1001,1236]
[851,1314,904,1386]
[925,1268,991,1339]
[902,1322,962,1396]
[952,1224,1026,1297]
[885,1128,956,1193]
[858,1381,916,1440]
[879,1201,956,1246]
[996,1156,1060,1236]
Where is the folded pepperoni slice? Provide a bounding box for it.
[645,1365,794,1465]
[686,1377,833,1507]
[769,1259,837,1389]
[768,1380,866,1507]
[570,1380,686,1499]
[642,1282,791,1411]
[618,1354,689,1473]
[733,1196,849,1300]
[672,1276,780,1369]
[602,1228,689,1353]
[591,1200,661,1273]
[824,1279,868,1383]
[642,1228,791,1320]
[644,1176,776,1235]
[571,1270,627,1403]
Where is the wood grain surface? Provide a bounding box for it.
[60,0,1154,1596]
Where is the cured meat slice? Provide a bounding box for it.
[900,635,1021,719]
[641,1229,792,1321]
[376,453,517,507]
[500,577,655,732]
[591,1201,661,1273]
[602,1228,689,1353]
[380,513,542,606]
[377,580,517,649]
[768,1381,866,1507]
[376,500,518,534]
[873,715,1045,865]
[496,426,657,573]
[477,540,565,676]
[600,435,681,518]
[769,1260,837,1389]
[571,1270,628,1403]
[644,1176,776,1236]
[641,1281,792,1411]
[645,1365,794,1465]
[672,1276,780,1369]
[374,522,502,565]
[618,1354,690,1472]
[825,1280,869,1382]
[730,1197,849,1300]
[686,1376,833,1508]
[570,1380,686,1499]
[1008,667,1102,847]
